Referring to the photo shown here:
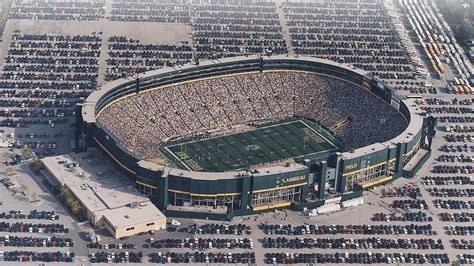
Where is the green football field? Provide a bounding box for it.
[161,119,338,172]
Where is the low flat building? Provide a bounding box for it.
[97,203,163,238]
[41,149,166,239]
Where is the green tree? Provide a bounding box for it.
[59,187,82,215]
[59,186,71,199]
[438,0,461,25]
[458,19,474,42]
[21,145,33,159]
[66,197,82,215]
[437,0,474,48]
[30,157,44,173]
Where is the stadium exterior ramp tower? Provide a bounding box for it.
[80,56,436,220]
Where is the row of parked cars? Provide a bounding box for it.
[0,251,74,262]
[451,239,473,250]
[422,176,473,185]
[179,224,251,235]
[87,242,136,249]
[90,251,143,263]
[149,252,256,264]
[443,134,473,143]
[428,188,474,197]
[439,144,474,153]
[390,199,428,210]
[20,141,57,150]
[0,210,59,220]
[264,252,449,264]
[438,116,474,123]
[439,212,473,222]
[433,199,473,210]
[149,238,254,250]
[258,224,436,235]
[444,125,474,133]
[371,212,432,222]
[17,133,54,139]
[261,237,444,250]
[437,154,473,162]
[424,98,472,105]
[0,236,73,247]
[381,185,421,199]
[432,165,473,174]
[422,106,472,114]
[0,222,68,233]
[445,226,474,236]
[459,254,474,264]
[0,117,68,128]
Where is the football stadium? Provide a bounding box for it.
[80,56,436,219]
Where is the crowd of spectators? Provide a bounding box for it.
[10,0,105,20]
[109,0,190,23]
[191,0,287,59]
[105,36,192,81]
[97,71,407,160]
[283,0,418,86]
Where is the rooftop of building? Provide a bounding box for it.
[98,202,164,229]
[41,148,165,225]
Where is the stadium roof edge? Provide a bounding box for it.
[138,160,308,180]
[138,160,243,180]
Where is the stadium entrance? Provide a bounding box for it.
[252,185,304,211]
[168,190,241,212]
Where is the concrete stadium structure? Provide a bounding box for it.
[80,56,436,220]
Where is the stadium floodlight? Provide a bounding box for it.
[121,70,140,94]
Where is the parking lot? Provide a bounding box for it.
[0,162,90,264]
[0,0,472,264]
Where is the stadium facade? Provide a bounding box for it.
[79,56,436,219]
